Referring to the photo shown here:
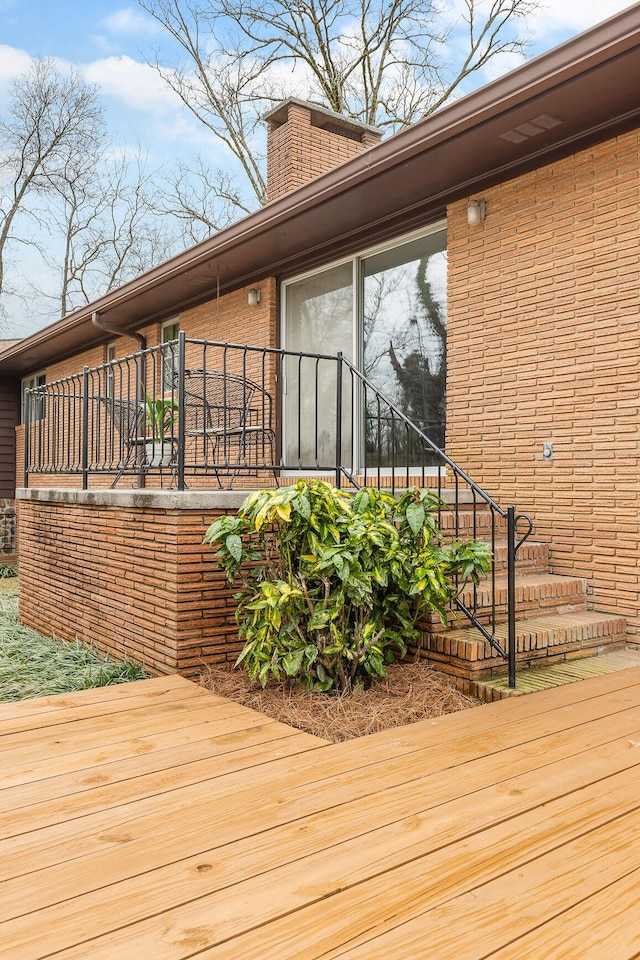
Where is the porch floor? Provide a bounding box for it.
[3,671,640,958]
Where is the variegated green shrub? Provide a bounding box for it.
[204,479,491,693]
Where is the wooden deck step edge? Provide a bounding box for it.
[472,647,640,702]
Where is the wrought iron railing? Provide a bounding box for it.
[338,354,533,686]
[24,333,532,686]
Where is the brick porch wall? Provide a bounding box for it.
[17,489,248,676]
[447,128,640,636]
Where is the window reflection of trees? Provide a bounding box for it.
[363,237,447,467]
[283,230,447,472]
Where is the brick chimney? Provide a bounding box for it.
[264,98,382,203]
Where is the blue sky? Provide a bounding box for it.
[0,0,217,172]
[0,0,635,337]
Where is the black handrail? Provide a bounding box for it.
[340,353,533,683]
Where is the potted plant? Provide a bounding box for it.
[143,392,178,467]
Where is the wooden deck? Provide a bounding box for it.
[3,669,640,958]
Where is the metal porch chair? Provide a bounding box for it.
[99,397,144,487]
[101,397,177,487]
[181,369,277,488]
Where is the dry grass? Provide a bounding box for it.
[0,574,18,594]
[198,659,480,742]
[0,576,148,702]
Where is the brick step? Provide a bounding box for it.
[391,489,490,507]
[472,646,640,703]
[438,508,504,535]
[416,610,628,690]
[492,540,549,573]
[423,573,588,631]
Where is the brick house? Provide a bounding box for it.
[1,6,639,692]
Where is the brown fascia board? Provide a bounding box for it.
[2,3,640,376]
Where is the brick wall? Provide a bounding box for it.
[17,491,247,676]
[180,277,277,349]
[266,101,382,202]
[42,278,277,384]
[447,129,640,634]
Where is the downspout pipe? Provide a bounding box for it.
[91,311,147,403]
[91,311,146,352]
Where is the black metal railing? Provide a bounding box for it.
[24,333,532,686]
[339,353,533,686]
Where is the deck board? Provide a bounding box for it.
[0,674,195,726]
[3,670,640,958]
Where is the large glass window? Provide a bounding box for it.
[282,225,446,472]
[161,319,180,391]
[362,230,447,464]
[283,262,353,467]
[21,372,46,423]
[105,343,116,399]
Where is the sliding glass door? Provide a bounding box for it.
[362,229,447,465]
[283,225,447,473]
[282,261,354,469]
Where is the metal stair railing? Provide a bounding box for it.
[339,353,533,688]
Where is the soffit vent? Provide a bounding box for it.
[499,113,563,144]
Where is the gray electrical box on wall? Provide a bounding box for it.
[542,442,553,461]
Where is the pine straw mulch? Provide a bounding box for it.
[198,658,480,742]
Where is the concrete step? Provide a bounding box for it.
[472,647,640,702]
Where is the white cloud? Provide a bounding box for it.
[83,55,181,115]
[0,45,32,91]
[441,0,633,52]
[150,112,222,148]
[527,0,634,40]
[436,0,633,94]
[100,7,160,37]
[91,34,122,55]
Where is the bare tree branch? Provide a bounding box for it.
[139,0,271,203]
[137,0,538,215]
[0,59,103,302]
[39,148,177,316]
[157,157,253,245]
